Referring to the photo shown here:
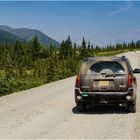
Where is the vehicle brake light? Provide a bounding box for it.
[76,75,80,87]
[128,74,133,87]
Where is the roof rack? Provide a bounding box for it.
[122,55,126,60]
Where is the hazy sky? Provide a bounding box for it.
[0,1,140,46]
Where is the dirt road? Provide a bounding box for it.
[0,51,140,139]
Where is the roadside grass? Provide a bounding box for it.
[0,77,45,97]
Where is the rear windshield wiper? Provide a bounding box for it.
[103,73,126,77]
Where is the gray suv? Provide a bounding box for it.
[75,56,140,113]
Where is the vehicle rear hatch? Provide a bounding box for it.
[80,59,129,92]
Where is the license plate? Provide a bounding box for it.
[99,81,109,86]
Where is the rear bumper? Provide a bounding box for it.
[75,88,135,104]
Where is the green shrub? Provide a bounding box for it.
[0,77,44,96]
[0,77,13,96]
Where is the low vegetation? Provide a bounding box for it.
[0,36,139,96]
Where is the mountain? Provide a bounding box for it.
[0,30,23,44]
[0,25,60,47]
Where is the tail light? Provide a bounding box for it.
[75,75,80,88]
[128,74,133,87]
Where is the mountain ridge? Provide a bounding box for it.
[0,25,60,47]
[0,29,23,44]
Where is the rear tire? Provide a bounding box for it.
[76,102,85,112]
[127,102,136,113]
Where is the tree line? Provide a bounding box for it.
[0,36,140,96]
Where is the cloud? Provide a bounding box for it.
[108,1,133,16]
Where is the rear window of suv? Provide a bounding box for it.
[80,60,128,74]
[90,61,125,74]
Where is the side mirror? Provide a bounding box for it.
[133,68,140,74]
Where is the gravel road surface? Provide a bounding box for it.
[0,51,140,139]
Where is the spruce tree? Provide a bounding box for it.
[80,37,88,59]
